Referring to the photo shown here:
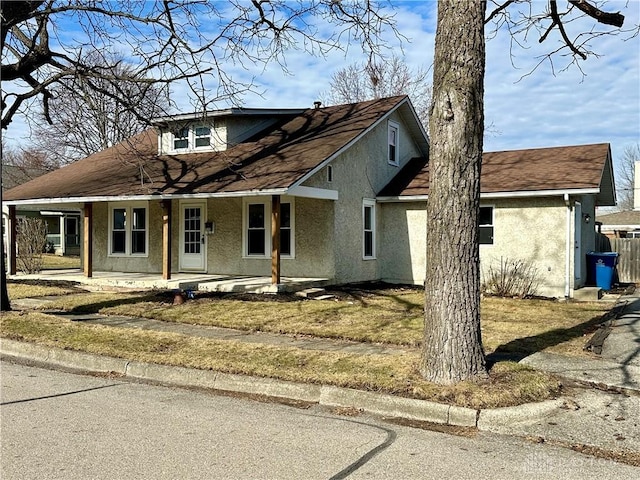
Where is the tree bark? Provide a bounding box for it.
[420,0,487,384]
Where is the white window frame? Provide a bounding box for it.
[173,127,189,150]
[170,123,214,153]
[242,197,295,259]
[363,199,376,259]
[479,205,494,245]
[108,201,149,257]
[388,121,400,166]
[194,125,212,149]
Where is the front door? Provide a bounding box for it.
[179,201,207,272]
[574,202,582,283]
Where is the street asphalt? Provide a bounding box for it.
[2,292,639,463]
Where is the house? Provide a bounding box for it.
[597,161,640,239]
[2,164,81,257]
[3,96,616,298]
[596,210,640,239]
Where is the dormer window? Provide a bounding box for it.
[173,127,189,150]
[195,126,211,147]
[169,124,213,152]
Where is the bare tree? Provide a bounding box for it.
[421,0,632,384]
[323,55,431,128]
[30,53,171,164]
[1,143,56,190]
[615,144,640,211]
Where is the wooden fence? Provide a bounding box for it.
[609,238,640,283]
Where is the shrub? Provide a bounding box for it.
[16,218,48,274]
[482,257,541,298]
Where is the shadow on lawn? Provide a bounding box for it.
[487,314,606,367]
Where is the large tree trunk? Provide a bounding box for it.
[420,0,487,384]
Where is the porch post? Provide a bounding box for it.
[161,199,172,280]
[83,202,93,278]
[271,195,281,285]
[8,205,17,275]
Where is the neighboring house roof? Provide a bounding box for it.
[4,96,421,203]
[379,143,616,206]
[1,164,50,192]
[597,210,640,227]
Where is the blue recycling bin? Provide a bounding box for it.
[586,252,618,290]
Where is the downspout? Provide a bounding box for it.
[564,194,571,299]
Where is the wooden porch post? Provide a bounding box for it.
[8,205,17,275]
[271,195,281,285]
[83,202,93,278]
[161,199,172,280]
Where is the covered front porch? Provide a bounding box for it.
[8,270,331,294]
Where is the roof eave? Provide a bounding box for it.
[377,188,604,203]
[3,188,291,206]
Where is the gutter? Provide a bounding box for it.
[564,193,572,299]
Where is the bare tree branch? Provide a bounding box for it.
[569,0,624,27]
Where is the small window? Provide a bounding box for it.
[479,206,494,245]
[363,199,376,259]
[194,126,211,147]
[173,127,189,149]
[388,122,399,166]
[247,203,266,256]
[327,165,333,183]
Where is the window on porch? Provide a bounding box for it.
[109,203,148,256]
[243,198,295,258]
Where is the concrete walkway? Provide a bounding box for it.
[3,292,640,464]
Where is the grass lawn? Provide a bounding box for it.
[1,282,612,408]
[41,254,81,269]
[6,279,86,299]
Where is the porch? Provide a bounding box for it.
[8,270,331,294]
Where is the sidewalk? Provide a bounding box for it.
[3,293,640,464]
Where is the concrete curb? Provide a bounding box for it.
[1,339,560,430]
[477,398,566,433]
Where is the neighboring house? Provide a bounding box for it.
[597,162,640,239]
[3,96,616,297]
[2,164,81,257]
[596,210,640,239]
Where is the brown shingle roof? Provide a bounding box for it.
[4,96,407,201]
[597,210,640,226]
[379,143,612,198]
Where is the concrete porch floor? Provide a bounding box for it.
[8,269,331,294]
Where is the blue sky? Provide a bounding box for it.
[4,1,639,183]
[216,0,640,178]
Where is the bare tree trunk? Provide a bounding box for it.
[420,0,487,384]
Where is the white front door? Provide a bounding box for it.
[179,201,207,272]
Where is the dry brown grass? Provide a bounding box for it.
[6,280,86,299]
[32,287,609,357]
[2,282,613,408]
[0,311,561,409]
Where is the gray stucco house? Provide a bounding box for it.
[4,96,616,297]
